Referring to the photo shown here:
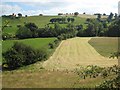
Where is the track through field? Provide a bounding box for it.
[43,37,118,70]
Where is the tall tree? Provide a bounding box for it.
[107,12,114,22]
[71,18,75,23]
[18,13,22,18]
[74,12,79,16]
[67,18,71,22]
[114,13,118,20]
[97,14,101,21]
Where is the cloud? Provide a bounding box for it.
[1,0,120,16]
[2,0,56,3]
[0,3,22,15]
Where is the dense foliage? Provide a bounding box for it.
[15,17,120,40]
[16,22,77,40]
[77,17,120,37]
[2,38,60,70]
[49,17,75,24]
[2,42,48,70]
[2,33,15,40]
[75,65,120,88]
[107,19,120,37]
[3,14,120,40]
[96,52,120,88]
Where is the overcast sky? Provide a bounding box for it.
[0,0,120,16]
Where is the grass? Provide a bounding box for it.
[2,70,78,88]
[1,14,117,88]
[2,37,118,88]
[3,27,18,35]
[2,15,86,35]
[88,37,118,57]
[42,37,118,71]
[2,64,116,88]
[2,38,56,53]
[2,68,113,88]
[78,14,108,19]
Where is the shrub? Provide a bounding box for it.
[3,42,48,70]
[48,39,60,49]
[17,24,21,28]
[57,35,64,41]
[3,48,25,69]
[54,39,59,45]
[16,22,39,39]
[96,76,120,88]
[35,48,48,61]
[2,33,15,40]
[77,30,86,37]
[49,43,54,49]
[16,26,33,39]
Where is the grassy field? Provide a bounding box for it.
[1,14,118,88]
[2,37,118,88]
[2,38,56,53]
[2,15,86,35]
[88,37,118,57]
[3,69,113,88]
[81,14,108,19]
[42,37,118,71]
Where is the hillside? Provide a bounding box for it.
[2,15,87,35]
[2,37,118,88]
[2,38,56,53]
[2,14,119,88]
[43,37,118,70]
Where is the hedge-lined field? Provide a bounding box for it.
[2,38,56,53]
[2,16,86,35]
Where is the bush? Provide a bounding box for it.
[3,42,48,70]
[2,33,15,40]
[3,47,25,69]
[17,24,21,28]
[49,43,54,49]
[16,22,78,39]
[96,76,120,88]
[49,39,60,49]
[35,48,48,61]
[57,35,64,41]
[77,30,86,37]
[16,22,39,39]
[54,39,60,45]
[16,26,33,39]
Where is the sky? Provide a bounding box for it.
[0,0,120,16]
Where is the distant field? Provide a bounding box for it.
[1,14,108,35]
[2,16,86,35]
[78,14,108,19]
[2,38,56,53]
[88,37,118,57]
[2,16,59,35]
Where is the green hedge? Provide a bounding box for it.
[2,42,48,70]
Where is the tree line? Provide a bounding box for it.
[50,17,75,24]
[77,16,120,37]
[3,16,120,41]
[2,14,120,70]
[15,22,77,40]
